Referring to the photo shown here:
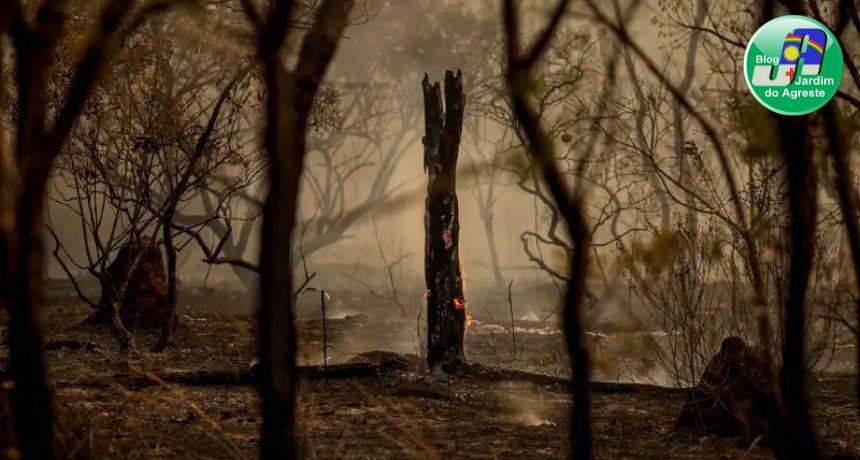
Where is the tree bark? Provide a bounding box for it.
[0,211,55,460]
[249,0,355,457]
[0,1,162,456]
[422,71,467,369]
[92,273,134,349]
[777,114,820,459]
[502,1,593,457]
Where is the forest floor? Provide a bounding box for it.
[2,284,858,459]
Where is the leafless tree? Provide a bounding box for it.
[0,0,176,456]
[182,75,416,297]
[502,0,599,456]
[462,115,508,291]
[807,0,860,409]
[592,0,847,455]
[239,0,355,456]
[622,218,729,387]
[471,26,648,310]
[47,19,256,351]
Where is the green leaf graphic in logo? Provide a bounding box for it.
[744,15,843,116]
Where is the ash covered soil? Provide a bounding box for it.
[3,284,858,459]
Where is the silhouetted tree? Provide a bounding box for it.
[239,0,355,456]
[765,4,821,458]
[0,0,171,456]
[502,0,593,457]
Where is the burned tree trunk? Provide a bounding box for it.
[422,71,467,368]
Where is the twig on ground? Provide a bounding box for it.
[321,289,328,375]
[508,279,517,360]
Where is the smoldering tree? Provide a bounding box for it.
[422,70,467,368]
[343,0,513,295]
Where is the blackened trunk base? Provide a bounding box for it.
[421,71,466,369]
[425,193,466,366]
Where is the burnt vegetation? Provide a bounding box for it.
[0,0,859,459]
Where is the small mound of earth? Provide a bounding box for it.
[676,336,779,444]
[105,236,170,329]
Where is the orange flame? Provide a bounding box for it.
[442,230,452,249]
[453,297,466,310]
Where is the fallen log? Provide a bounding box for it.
[0,335,101,352]
[43,338,100,352]
[449,362,682,394]
[54,360,682,395]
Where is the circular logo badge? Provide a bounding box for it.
[743,15,843,115]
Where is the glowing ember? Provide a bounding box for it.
[442,230,453,249]
[453,297,466,309]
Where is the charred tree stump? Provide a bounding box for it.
[422,71,467,368]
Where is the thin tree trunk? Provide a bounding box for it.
[257,47,302,459]
[766,2,820,457]
[484,215,505,291]
[0,1,155,455]
[777,114,820,459]
[250,1,355,457]
[154,216,178,351]
[422,71,467,368]
[480,186,505,291]
[2,209,55,460]
[502,1,592,457]
[673,0,706,232]
[92,274,134,349]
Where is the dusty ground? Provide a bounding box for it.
[1,284,857,459]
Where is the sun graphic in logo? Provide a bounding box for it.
[783,45,800,62]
